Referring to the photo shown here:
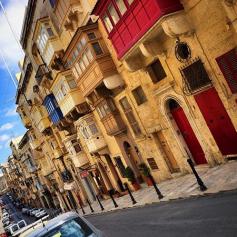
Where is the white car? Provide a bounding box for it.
[35,210,47,218]
[2,212,9,219]
[9,223,20,236]
[17,220,27,229]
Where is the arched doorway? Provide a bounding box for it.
[168,99,207,165]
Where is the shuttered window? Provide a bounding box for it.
[216,48,237,94]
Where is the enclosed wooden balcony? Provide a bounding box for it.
[35,64,52,88]
[93,0,186,59]
[71,152,89,168]
[54,147,63,159]
[63,23,124,97]
[17,106,32,129]
[54,0,83,31]
[76,113,107,154]
[32,107,51,133]
[52,72,90,119]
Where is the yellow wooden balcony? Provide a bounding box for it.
[21,116,31,128]
[71,152,89,168]
[54,147,63,159]
[59,89,85,116]
[37,117,51,133]
[29,139,41,150]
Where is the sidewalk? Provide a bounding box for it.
[81,160,237,216]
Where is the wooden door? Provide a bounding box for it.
[171,105,207,165]
[195,87,237,155]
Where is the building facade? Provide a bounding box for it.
[2,0,237,210]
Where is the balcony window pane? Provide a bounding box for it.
[115,0,127,15]
[81,37,87,46]
[103,14,113,32]
[77,42,82,53]
[66,76,77,89]
[82,53,89,67]
[75,63,82,75]
[87,32,96,40]
[74,144,82,153]
[92,42,103,55]
[89,124,99,135]
[85,48,94,62]
[108,4,120,25]
[72,67,78,78]
[61,84,68,96]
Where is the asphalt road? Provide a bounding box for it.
[86,190,237,237]
[1,195,35,225]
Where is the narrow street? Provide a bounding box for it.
[86,190,237,237]
[1,195,35,225]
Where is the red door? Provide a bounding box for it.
[195,87,237,155]
[171,105,207,165]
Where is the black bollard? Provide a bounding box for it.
[109,190,118,208]
[87,199,94,213]
[187,158,207,191]
[96,195,104,211]
[79,203,86,215]
[124,183,137,205]
[149,175,164,199]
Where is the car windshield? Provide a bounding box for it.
[12,224,19,232]
[18,221,26,228]
[41,218,93,237]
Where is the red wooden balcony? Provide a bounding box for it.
[93,0,183,58]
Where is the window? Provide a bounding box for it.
[81,37,87,46]
[74,144,81,153]
[108,3,120,24]
[147,158,159,170]
[75,63,82,76]
[85,48,93,62]
[103,14,113,32]
[92,42,103,55]
[115,0,127,15]
[82,127,90,139]
[148,59,167,83]
[132,86,147,105]
[120,97,142,136]
[216,48,237,93]
[87,32,96,40]
[66,76,77,89]
[82,53,89,67]
[89,123,99,135]
[45,23,54,37]
[181,58,212,94]
[79,60,86,71]
[61,84,67,96]
[49,0,56,8]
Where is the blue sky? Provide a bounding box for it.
[0,0,28,164]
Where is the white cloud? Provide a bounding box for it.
[0,134,10,142]
[5,106,17,117]
[0,0,28,67]
[0,122,15,131]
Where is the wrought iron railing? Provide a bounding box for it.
[180,58,212,95]
[35,64,52,84]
